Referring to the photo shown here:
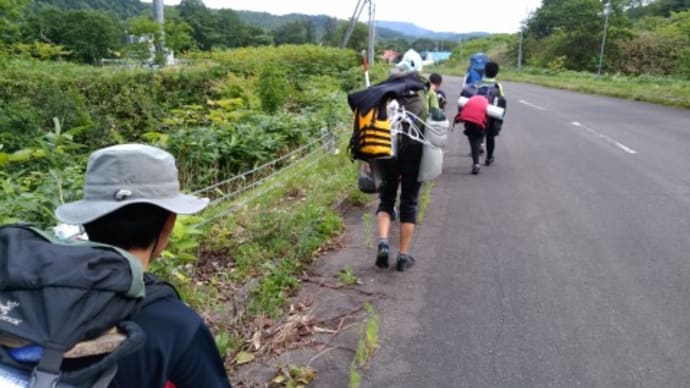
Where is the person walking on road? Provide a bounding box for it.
[454,61,506,174]
[374,49,430,272]
[478,62,506,167]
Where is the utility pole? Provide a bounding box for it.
[598,1,611,76]
[342,0,376,67]
[517,29,523,71]
[341,0,366,49]
[459,36,464,64]
[153,0,169,65]
[367,0,375,66]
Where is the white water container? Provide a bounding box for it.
[486,104,505,120]
[457,96,505,120]
[418,144,443,182]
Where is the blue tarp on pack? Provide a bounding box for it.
[469,53,489,71]
[464,53,490,86]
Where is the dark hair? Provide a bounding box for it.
[84,203,171,250]
[484,62,499,78]
[429,73,442,85]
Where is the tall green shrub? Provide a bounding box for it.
[257,64,288,114]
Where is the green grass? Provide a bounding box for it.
[417,181,435,223]
[349,303,380,388]
[503,69,690,109]
[430,63,690,109]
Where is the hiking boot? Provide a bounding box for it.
[376,241,389,268]
[396,253,416,272]
[485,157,494,166]
[472,164,480,175]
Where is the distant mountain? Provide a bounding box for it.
[235,10,410,41]
[376,20,489,41]
[235,11,334,33]
[376,21,433,37]
[235,12,490,40]
[234,10,491,43]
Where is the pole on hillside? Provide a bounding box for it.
[153,0,169,66]
[518,29,523,71]
[341,0,366,49]
[598,1,611,76]
[367,0,375,66]
[459,36,464,64]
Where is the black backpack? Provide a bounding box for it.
[461,82,502,106]
[0,224,170,388]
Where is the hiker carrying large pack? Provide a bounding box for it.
[455,61,507,174]
[347,71,427,161]
[349,52,437,273]
[0,224,148,388]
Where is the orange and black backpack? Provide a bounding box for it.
[347,72,428,161]
[349,98,394,161]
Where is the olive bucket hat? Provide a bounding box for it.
[55,144,209,225]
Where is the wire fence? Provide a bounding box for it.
[195,145,334,227]
[190,131,333,197]
[191,129,342,227]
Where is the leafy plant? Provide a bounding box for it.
[153,215,205,279]
[214,331,241,360]
[0,117,86,227]
[337,265,361,286]
[270,365,317,388]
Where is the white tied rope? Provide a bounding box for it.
[387,101,440,149]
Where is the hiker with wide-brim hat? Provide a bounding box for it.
[56,144,231,388]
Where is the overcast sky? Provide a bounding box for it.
[158,0,543,34]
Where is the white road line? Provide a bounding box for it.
[571,122,638,154]
[519,99,546,111]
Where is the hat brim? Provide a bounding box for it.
[55,194,209,225]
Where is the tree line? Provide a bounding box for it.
[2,0,689,78]
[0,0,372,64]
[519,0,690,77]
[0,0,444,65]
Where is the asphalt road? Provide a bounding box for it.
[360,76,690,387]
